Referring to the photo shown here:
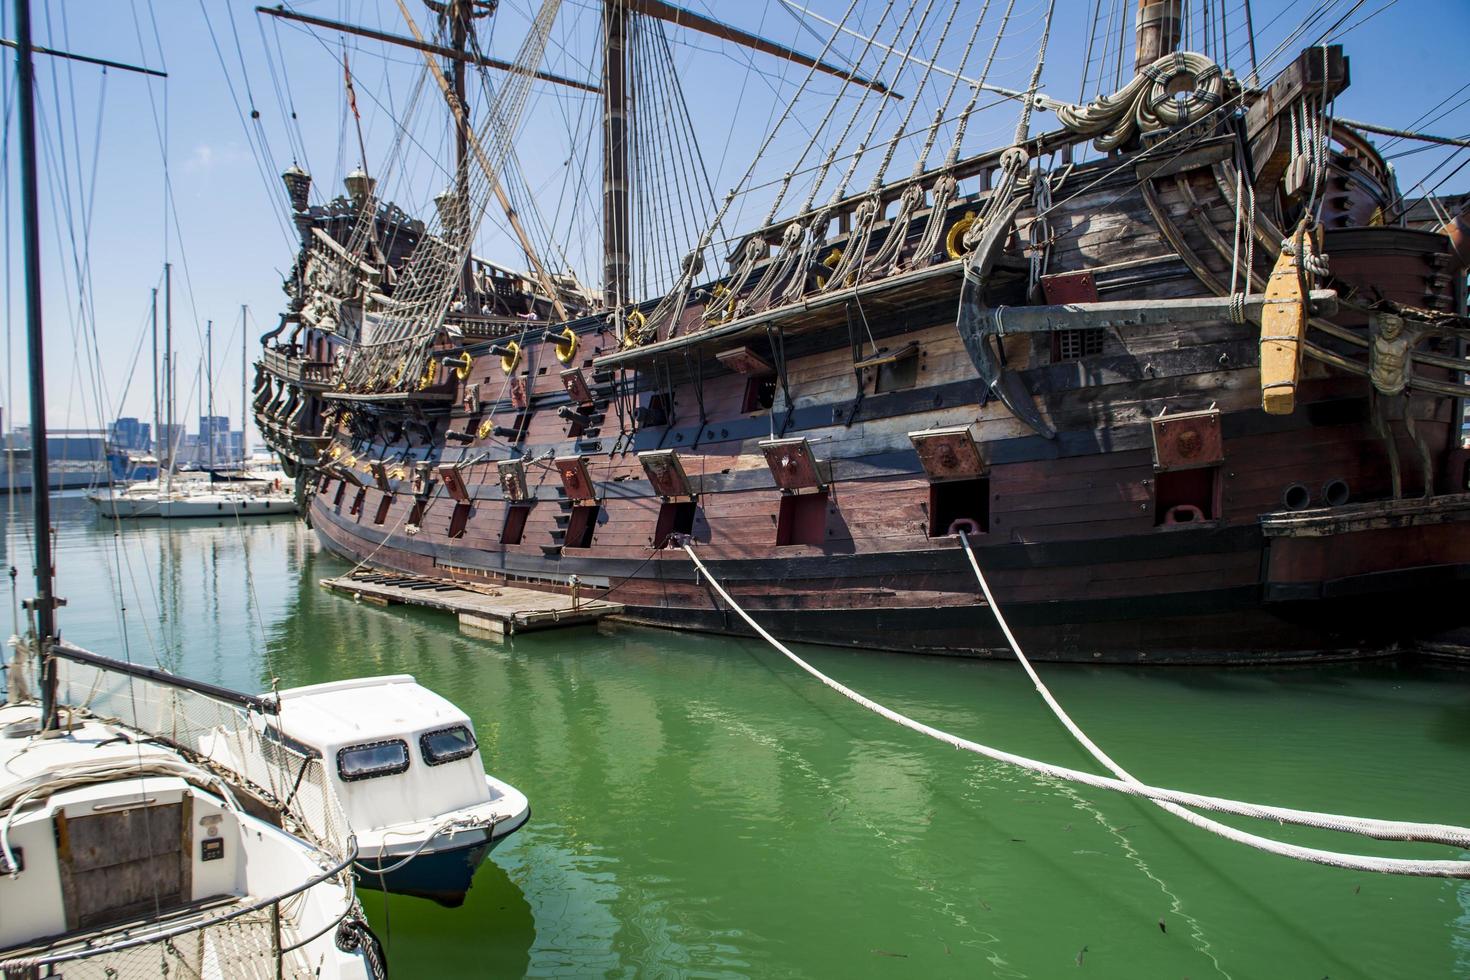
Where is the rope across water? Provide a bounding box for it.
[678,541,1470,877]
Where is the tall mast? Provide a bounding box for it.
[164,261,172,487]
[206,318,214,472]
[15,0,58,728]
[1135,0,1182,71]
[449,0,475,305]
[602,0,630,316]
[151,287,159,462]
[240,304,247,460]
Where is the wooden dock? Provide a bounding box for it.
[320,569,623,637]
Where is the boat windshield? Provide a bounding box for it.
[337,739,409,781]
[419,725,477,766]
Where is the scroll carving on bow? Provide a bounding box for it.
[1042,52,1240,152]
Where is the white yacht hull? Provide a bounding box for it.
[89,491,298,519]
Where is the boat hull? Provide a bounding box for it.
[90,493,298,519]
[310,496,1468,664]
[353,811,529,907]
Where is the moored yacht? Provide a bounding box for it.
[205,674,530,907]
[89,482,299,519]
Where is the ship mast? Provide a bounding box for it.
[602,0,629,315]
[1134,0,1182,70]
[447,0,478,305]
[262,0,894,326]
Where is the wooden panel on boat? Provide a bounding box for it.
[760,438,825,491]
[497,459,530,501]
[556,456,597,502]
[1151,409,1224,472]
[440,464,471,502]
[55,800,190,931]
[909,425,986,481]
[639,450,694,498]
[560,368,595,405]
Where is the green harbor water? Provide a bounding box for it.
[3,494,1469,978]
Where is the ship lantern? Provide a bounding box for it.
[281,164,311,212]
[344,168,376,208]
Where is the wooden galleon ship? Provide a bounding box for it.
[254,0,1470,664]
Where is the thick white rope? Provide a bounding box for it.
[679,542,1470,877]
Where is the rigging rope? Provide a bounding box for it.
[677,542,1470,878]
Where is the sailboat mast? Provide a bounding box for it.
[603,0,630,316]
[164,261,173,487]
[15,0,58,728]
[240,304,247,460]
[151,287,159,465]
[206,318,214,472]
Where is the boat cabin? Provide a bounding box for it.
[271,675,493,831]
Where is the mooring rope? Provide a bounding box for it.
[678,541,1470,877]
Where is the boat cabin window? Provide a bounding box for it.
[333,481,347,506]
[337,739,410,781]
[929,478,990,536]
[742,377,776,414]
[776,492,828,546]
[349,488,366,516]
[420,725,478,766]
[654,500,697,546]
[373,494,393,525]
[1153,467,1220,525]
[502,503,530,544]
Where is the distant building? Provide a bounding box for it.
[108,417,152,451]
[156,423,186,461]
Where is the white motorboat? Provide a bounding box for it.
[0,646,385,978]
[204,675,530,907]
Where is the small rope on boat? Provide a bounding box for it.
[678,540,1470,877]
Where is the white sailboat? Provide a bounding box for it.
[0,12,380,976]
[90,306,298,518]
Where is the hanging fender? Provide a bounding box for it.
[954,195,1057,440]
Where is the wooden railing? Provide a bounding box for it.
[262,346,334,386]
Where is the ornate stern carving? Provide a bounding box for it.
[1042,52,1239,151]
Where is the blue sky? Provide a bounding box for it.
[3,0,1467,437]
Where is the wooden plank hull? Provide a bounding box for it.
[266,89,1470,666]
